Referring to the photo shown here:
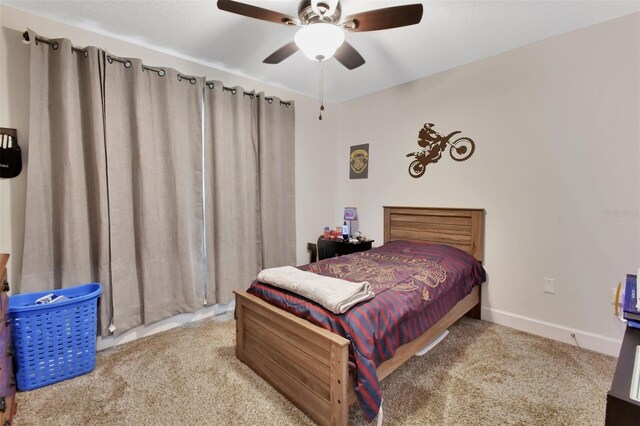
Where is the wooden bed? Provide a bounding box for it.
[234,206,485,425]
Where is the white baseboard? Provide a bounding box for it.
[481,306,622,357]
[96,300,235,351]
[95,302,622,357]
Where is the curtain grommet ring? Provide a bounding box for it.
[189,78,196,85]
[124,61,132,69]
[177,74,182,81]
[107,56,113,64]
[83,50,88,58]
[268,98,273,104]
[231,88,237,95]
[207,82,214,89]
[52,41,59,50]
[158,69,166,77]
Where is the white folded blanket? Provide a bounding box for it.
[257,266,375,314]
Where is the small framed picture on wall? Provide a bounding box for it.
[349,143,369,179]
[344,207,357,221]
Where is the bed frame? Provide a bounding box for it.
[235,206,485,425]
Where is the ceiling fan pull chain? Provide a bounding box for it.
[319,62,325,120]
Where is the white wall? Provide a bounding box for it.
[333,13,640,356]
[0,11,29,295]
[0,5,339,347]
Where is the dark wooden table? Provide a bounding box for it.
[606,326,640,425]
[317,236,373,261]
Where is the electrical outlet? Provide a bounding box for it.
[543,278,555,294]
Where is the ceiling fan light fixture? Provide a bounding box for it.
[294,23,345,61]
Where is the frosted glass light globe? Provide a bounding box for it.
[294,23,345,62]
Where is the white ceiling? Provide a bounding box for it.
[4,1,639,102]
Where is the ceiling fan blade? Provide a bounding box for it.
[263,41,299,64]
[217,0,298,25]
[334,41,365,70]
[344,4,423,32]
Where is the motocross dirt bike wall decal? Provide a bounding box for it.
[406,122,476,178]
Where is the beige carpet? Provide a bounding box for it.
[14,314,615,425]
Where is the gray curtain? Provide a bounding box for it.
[203,85,296,305]
[104,58,205,333]
[204,83,261,305]
[21,33,113,333]
[22,32,294,336]
[257,95,296,268]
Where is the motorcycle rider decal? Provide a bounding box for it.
[406,122,476,178]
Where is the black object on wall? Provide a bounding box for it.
[0,128,22,179]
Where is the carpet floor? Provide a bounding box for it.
[14,314,616,425]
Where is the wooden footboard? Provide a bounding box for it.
[235,290,350,425]
[235,285,480,425]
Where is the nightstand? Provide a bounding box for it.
[317,236,374,260]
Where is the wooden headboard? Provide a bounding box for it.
[383,206,485,262]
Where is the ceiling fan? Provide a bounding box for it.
[217,0,424,70]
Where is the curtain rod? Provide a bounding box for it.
[206,82,291,107]
[23,31,292,105]
[106,55,200,84]
[23,31,88,56]
[105,55,161,79]
[22,32,193,82]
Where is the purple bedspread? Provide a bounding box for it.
[248,240,486,421]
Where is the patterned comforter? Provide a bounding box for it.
[248,240,487,421]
